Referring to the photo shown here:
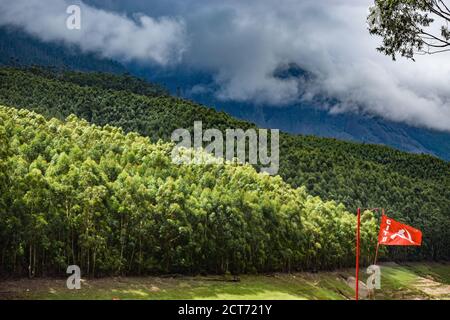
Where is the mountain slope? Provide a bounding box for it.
[0,67,449,261]
[132,64,450,161]
[220,103,450,160]
[1,27,449,160]
[0,26,126,74]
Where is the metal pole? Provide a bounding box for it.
[355,207,361,301]
[373,242,380,265]
[373,208,384,265]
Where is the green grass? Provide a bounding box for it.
[2,274,352,300]
[401,262,450,284]
[1,263,448,300]
[375,264,430,299]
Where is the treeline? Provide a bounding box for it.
[24,66,168,98]
[0,106,378,276]
[0,67,448,261]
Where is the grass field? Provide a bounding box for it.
[1,262,448,300]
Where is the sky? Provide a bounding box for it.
[0,0,449,132]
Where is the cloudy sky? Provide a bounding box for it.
[1,0,449,131]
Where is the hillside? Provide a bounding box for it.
[135,64,450,161]
[0,26,125,74]
[0,67,449,262]
[0,105,378,277]
[1,26,449,161]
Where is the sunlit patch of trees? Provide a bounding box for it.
[0,106,378,276]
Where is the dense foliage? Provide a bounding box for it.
[0,68,448,263]
[0,106,377,276]
[24,67,168,98]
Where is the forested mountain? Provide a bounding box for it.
[1,26,449,161]
[0,67,449,262]
[0,106,378,276]
[137,64,450,161]
[0,26,125,74]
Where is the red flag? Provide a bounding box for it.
[378,215,422,246]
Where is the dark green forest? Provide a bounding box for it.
[0,106,378,276]
[0,67,448,277]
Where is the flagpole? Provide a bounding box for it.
[373,208,384,266]
[355,207,360,301]
[373,243,380,265]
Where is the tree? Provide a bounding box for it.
[368,0,450,60]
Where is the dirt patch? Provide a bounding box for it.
[414,277,450,298]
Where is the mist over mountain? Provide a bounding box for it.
[130,63,450,161]
[0,26,126,73]
[1,26,449,160]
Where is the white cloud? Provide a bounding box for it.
[0,0,186,65]
[176,0,450,131]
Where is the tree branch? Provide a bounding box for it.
[419,30,450,45]
[436,1,450,18]
[428,6,450,22]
